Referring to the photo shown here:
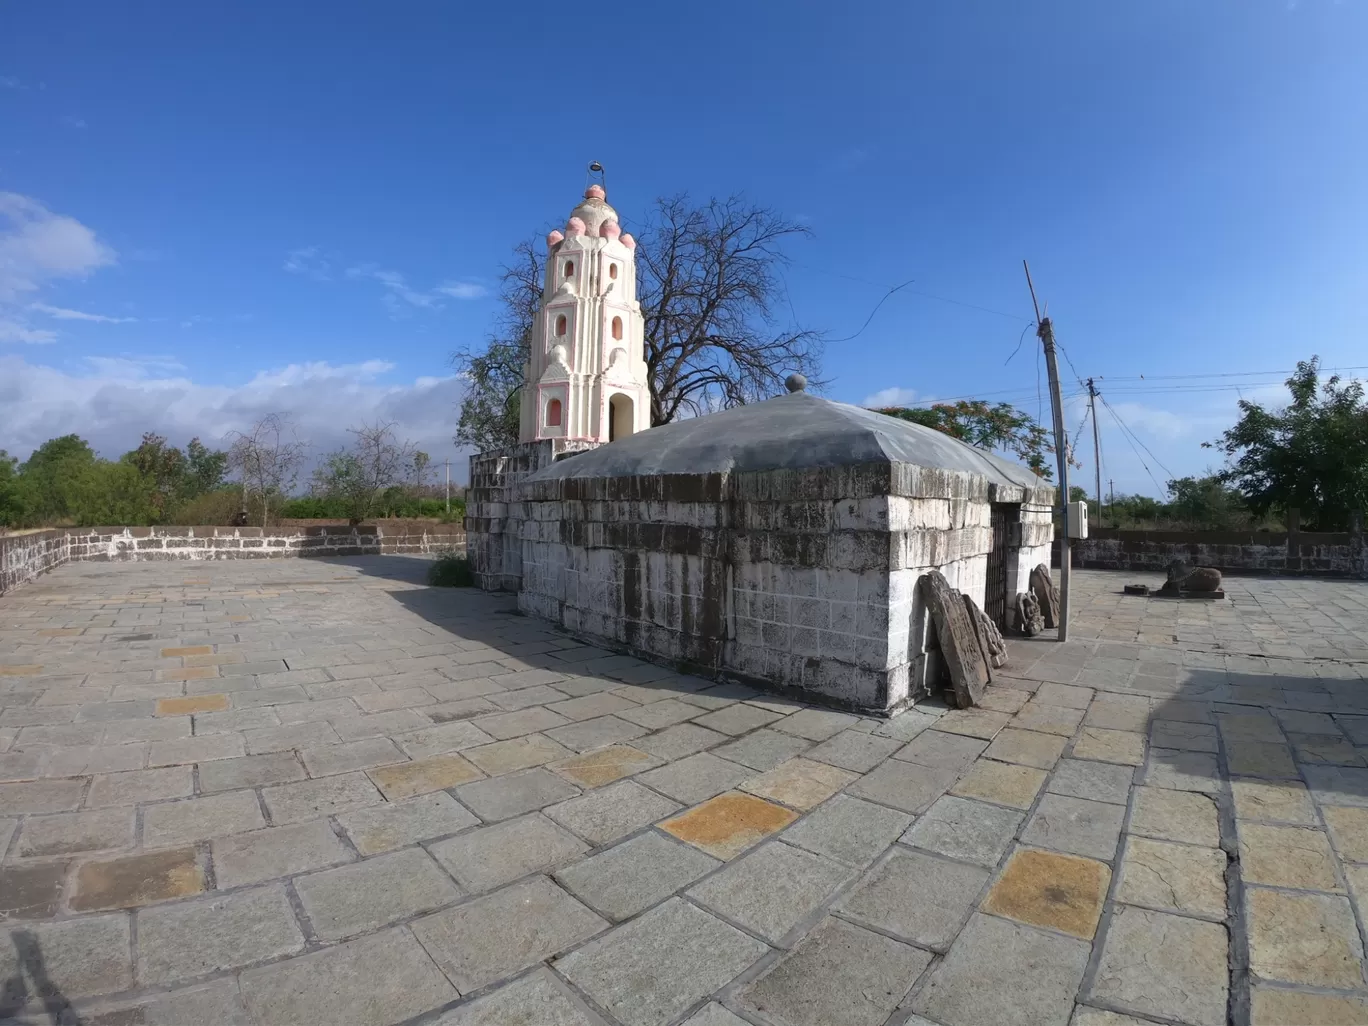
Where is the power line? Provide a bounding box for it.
[1101,397,1165,495]
[1101,394,1178,482]
[1097,363,1368,383]
[788,260,1031,323]
[828,280,916,342]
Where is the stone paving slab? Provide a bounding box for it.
[4,558,1368,1024]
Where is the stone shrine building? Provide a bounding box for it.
[519,184,652,445]
[466,183,1055,715]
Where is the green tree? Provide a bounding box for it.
[122,433,187,520]
[0,450,25,526]
[875,400,1057,480]
[1209,357,1368,530]
[184,438,228,499]
[20,435,100,523]
[1164,475,1249,530]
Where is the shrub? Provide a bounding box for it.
[428,550,474,587]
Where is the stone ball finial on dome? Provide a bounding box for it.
[601,219,621,239]
[621,233,637,250]
[565,217,586,237]
[547,229,565,248]
[585,184,606,201]
[785,373,808,393]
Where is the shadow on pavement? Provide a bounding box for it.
[0,930,81,1026]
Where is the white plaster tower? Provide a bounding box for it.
[519,183,652,444]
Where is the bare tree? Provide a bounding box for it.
[452,242,541,451]
[453,195,823,449]
[638,195,822,424]
[225,414,308,527]
[314,421,415,524]
[410,450,431,490]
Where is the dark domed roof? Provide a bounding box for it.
[532,390,1050,494]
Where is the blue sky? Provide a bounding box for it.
[3,0,1365,492]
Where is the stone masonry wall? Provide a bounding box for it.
[1053,526,1367,578]
[0,530,71,596]
[517,462,1052,714]
[466,439,598,592]
[0,523,466,597]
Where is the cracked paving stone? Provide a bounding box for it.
[1115,837,1226,918]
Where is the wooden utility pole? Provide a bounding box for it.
[1024,260,1070,642]
[1086,378,1102,509]
[445,458,451,515]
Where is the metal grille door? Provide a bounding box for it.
[985,505,1010,629]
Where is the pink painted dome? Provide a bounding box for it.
[621,233,637,250]
[601,219,621,239]
[569,185,619,237]
[565,217,586,237]
[547,229,565,247]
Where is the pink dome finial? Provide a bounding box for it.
[601,219,621,239]
[621,233,637,250]
[565,217,586,237]
[585,183,606,201]
[547,229,565,247]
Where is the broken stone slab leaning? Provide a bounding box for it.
[918,570,989,709]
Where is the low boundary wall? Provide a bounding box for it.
[0,523,467,596]
[1052,524,1366,578]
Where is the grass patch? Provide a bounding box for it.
[428,551,474,587]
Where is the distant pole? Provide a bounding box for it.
[1024,260,1070,643]
[1109,479,1115,525]
[1087,378,1102,510]
[445,459,451,514]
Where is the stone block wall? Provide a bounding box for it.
[1054,526,1367,578]
[0,523,467,596]
[466,438,598,591]
[1010,503,1056,597]
[0,529,71,596]
[517,463,1053,714]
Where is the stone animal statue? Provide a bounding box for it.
[1159,559,1222,593]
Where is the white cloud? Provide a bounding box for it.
[0,353,469,477]
[0,192,115,300]
[346,264,442,311]
[283,246,331,281]
[29,302,136,324]
[862,386,918,407]
[61,116,87,129]
[0,318,56,344]
[435,281,488,300]
[0,76,23,89]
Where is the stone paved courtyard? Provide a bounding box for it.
[3,558,1368,1026]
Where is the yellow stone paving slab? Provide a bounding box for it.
[660,791,798,860]
[982,847,1110,939]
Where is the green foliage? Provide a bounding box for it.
[0,433,232,529]
[277,493,465,521]
[876,400,1057,480]
[1208,357,1368,530]
[427,550,474,587]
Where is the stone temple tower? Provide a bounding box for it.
[518,184,652,444]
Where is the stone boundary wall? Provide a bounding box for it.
[0,523,466,596]
[1052,527,1367,577]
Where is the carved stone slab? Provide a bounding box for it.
[1030,564,1059,629]
[919,570,990,709]
[962,593,1008,671]
[1015,591,1044,637]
